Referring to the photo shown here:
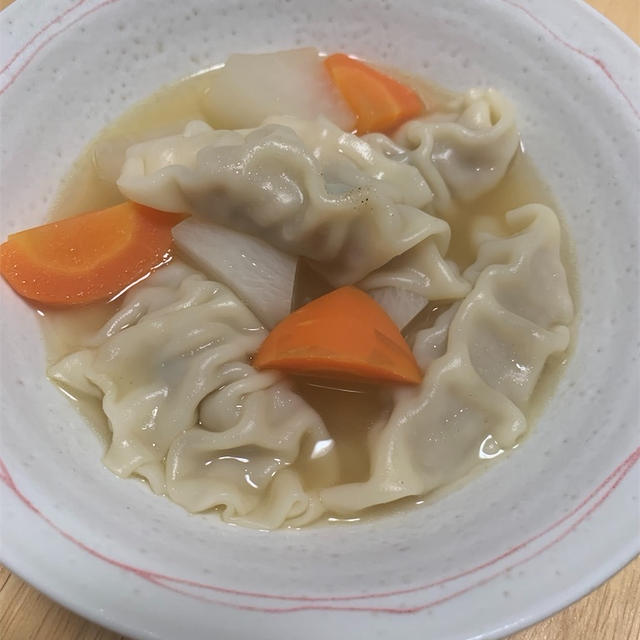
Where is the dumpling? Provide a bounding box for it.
[355,89,520,322]
[165,370,334,529]
[319,204,574,513]
[117,118,462,291]
[262,115,433,209]
[49,262,337,528]
[359,240,471,300]
[411,302,460,369]
[263,115,472,322]
[364,88,520,216]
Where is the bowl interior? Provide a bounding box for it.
[1,1,638,639]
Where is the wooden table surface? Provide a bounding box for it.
[0,0,638,638]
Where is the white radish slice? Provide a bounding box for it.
[172,218,297,329]
[366,287,427,329]
[205,48,355,131]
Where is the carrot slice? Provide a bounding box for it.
[254,286,423,385]
[324,53,424,135]
[0,202,185,306]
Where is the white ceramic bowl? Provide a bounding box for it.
[1,1,638,639]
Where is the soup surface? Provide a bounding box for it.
[18,49,577,529]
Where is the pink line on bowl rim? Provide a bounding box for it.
[0,0,90,77]
[1,446,638,613]
[0,0,637,122]
[500,0,639,120]
[129,448,640,614]
[122,446,640,603]
[0,0,124,96]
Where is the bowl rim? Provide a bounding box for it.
[0,0,639,639]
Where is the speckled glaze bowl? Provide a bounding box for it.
[1,1,638,639]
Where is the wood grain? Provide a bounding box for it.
[0,0,638,638]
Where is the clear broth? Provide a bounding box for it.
[40,65,578,527]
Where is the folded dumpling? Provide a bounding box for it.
[116,118,459,288]
[49,262,337,529]
[364,88,520,216]
[319,204,574,513]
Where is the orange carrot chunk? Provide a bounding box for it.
[324,53,424,135]
[254,286,423,385]
[0,202,185,306]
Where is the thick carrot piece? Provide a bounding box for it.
[324,53,424,135]
[254,286,422,385]
[0,202,185,306]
